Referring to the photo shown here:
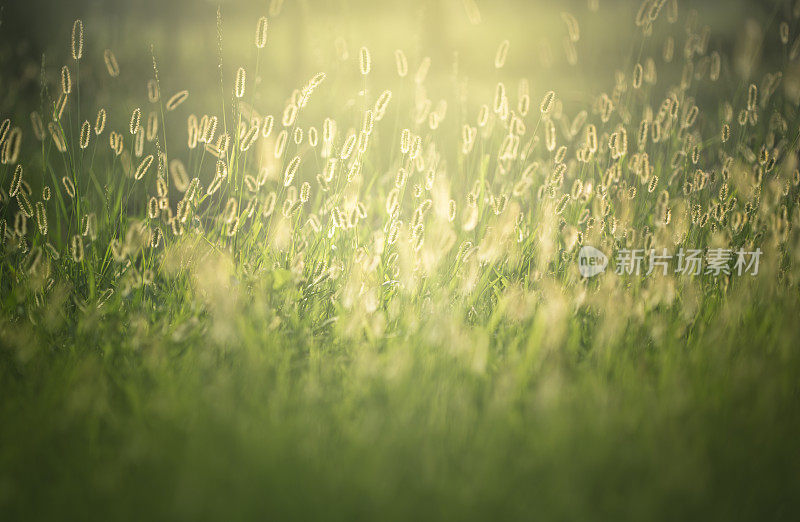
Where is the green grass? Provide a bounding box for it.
[3,280,799,520]
[2,0,800,519]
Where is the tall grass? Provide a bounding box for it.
[2,0,800,519]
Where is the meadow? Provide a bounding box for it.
[2,0,800,519]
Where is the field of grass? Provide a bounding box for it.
[2,0,800,519]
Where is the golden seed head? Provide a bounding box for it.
[95,108,107,135]
[395,49,408,77]
[130,107,142,135]
[166,90,189,111]
[235,67,246,98]
[71,19,84,60]
[255,17,269,49]
[359,46,371,75]
[61,66,72,94]
[104,49,120,77]
[80,121,91,149]
[540,90,555,114]
[494,40,510,68]
[284,155,301,186]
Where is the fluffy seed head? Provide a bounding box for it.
[80,121,91,149]
[70,234,84,263]
[35,201,47,235]
[540,90,555,114]
[9,165,23,197]
[14,212,27,236]
[395,49,408,77]
[400,129,411,154]
[255,17,269,48]
[359,46,371,75]
[633,63,643,89]
[135,155,154,180]
[494,40,510,68]
[262,115,274,138]
[130,108,141,135]
[104,49,120,77]
[284,155,301,186]
[235,67,246,98]
[71,19,84,60]
[61,66,72,94]
[95,108,107,135]
[166,90,189,111]
[147,79,160,103]
[561,12,580,42]
[62,176,75,198]
[747,84,758,111]
[49,123,67,152]
[282,104,298,127]
[340,134,356,160]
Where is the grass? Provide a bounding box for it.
[2,0,800,519]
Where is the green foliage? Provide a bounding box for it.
[2,0,800,519]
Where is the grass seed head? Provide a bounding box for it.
[103,49,120,77]
[71,19,83,60]
[255,16,269,49]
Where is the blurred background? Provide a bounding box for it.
[0,0,788,139]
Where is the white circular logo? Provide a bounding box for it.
[578,245,608,277]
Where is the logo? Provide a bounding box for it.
[578,245,608,277]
